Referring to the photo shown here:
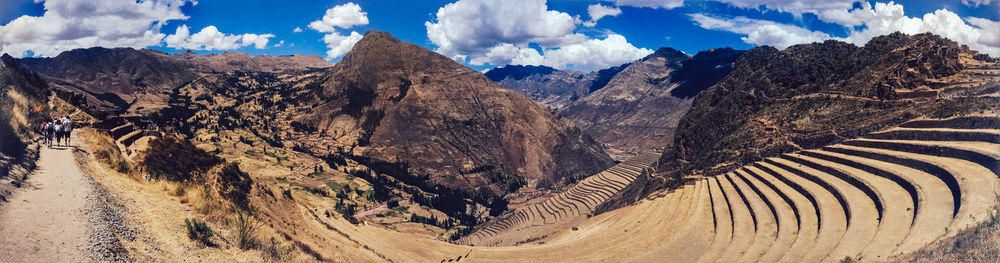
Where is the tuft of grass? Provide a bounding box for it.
[234,213,260,250]
[184,218,214,246]
[263,237,292,261]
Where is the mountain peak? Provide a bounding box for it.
[648,47,688,60]
[484,65,558,81]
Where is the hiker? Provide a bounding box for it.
[40,120,49,145]
[62,116,74,146]
[43,120,54,148]
[53,120,63,147]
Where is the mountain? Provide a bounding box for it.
[557,47,745,158]
[485,64,627,110]
[296,30,614,198]
[18,48,330,115]
[652,32,1000,188]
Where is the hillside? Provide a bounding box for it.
[19,48,330,115]
[486,64,627,110]
[558,47,744,158]
[0,54,48,203]
[654,32,1000,189]
[294,30,614,211]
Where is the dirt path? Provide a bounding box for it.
[0,133,126,263]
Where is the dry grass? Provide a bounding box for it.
[895,196,1000,262]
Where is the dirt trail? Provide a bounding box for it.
[0,137,94,262]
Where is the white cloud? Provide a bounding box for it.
[427,0,649,71]
[961,0,994,7]
[467,34,652,72]
[164,25,274,50]
[469,43,544,66]
[713,0,858,18]
[274,40,285,47]
[584,4,622,27]
[610,0,685,9]
[307,2,368,60]
[307,2,369,33]
[293,27,303,33]
[541,34,653,71]
[321,31,363,60]
[426,0,583,60]
[690,1,1000,57]
[690,14,831,49]
[0,0,192,57]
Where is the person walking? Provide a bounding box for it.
[53,120,63,147]
[62,116,74,146]
[40,120,49,146]
[43,120,54,148]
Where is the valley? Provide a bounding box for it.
[1,28,999,263]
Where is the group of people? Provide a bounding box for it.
[40,116,74,148]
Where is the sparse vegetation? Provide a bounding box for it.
[143,135,222,182]
[184,218,214,246]
[233,213,260,250]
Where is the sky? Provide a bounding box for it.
[0,0,999,72]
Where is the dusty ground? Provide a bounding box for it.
[0,133,121,262]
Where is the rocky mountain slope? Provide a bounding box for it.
[154,30,613,222]
[19,48,329,115]
[485,64,626,110]
[653,32,1000,189]
[296,30,614,201]
[554,47,743,158]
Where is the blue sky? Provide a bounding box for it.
[1,0,999,72]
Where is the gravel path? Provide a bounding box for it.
[0,134,134,262]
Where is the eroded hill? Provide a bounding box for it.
[654,32,1000,193]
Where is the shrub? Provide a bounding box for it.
[218,162,253,211]
[184,218,213,246]
[263,237,292,260]
[234,213,260,250]
[115,159,130,173]
[144,135,222,182]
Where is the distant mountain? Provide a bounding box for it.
[19,47,330,114]
[485,64,627,110]
[297,31,613,200]
[557,47,745,158]
[652,32,1000,189]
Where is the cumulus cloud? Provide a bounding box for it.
[468,34,652,72]
[293,27,303,33]
[427,0,650,71]
[308,2,368,60]
[321,31,363,60]
[584,4,622,27]
[690,1,1000,57]
[426,0,583,61]
[307,2,368,33]
[164,25,274,50]
[541,34,653,71]
[274,40,285,47]
[0,0,192,57]
[610,0,685,9]
[690,14,831,49]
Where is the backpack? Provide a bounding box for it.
[44,123,53,133]
[40,122,47,132]
[63,120,73,132]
